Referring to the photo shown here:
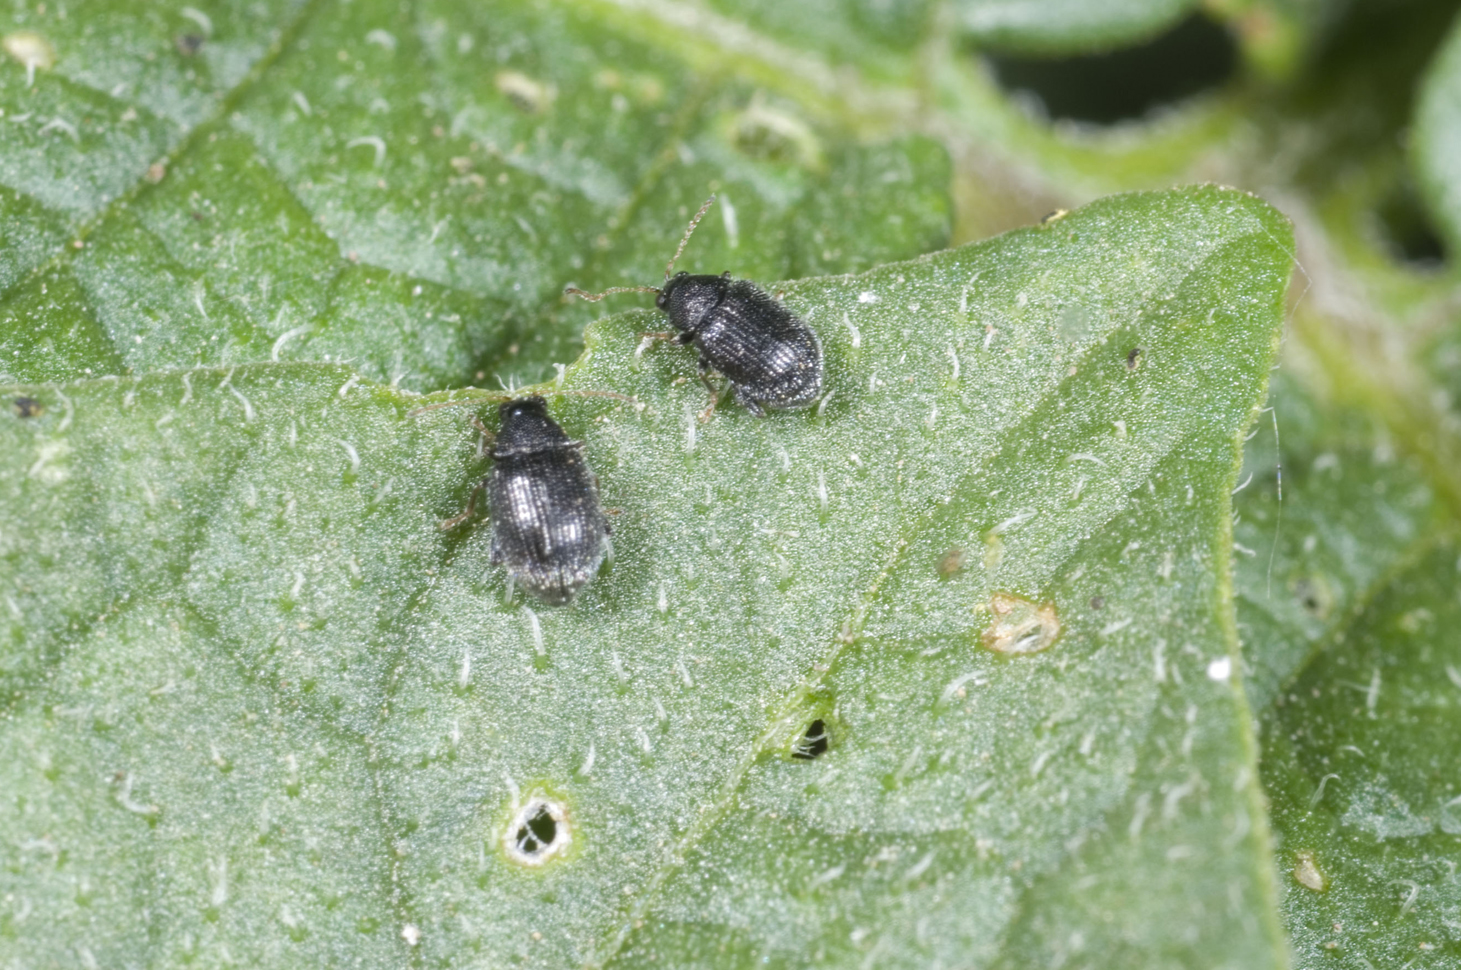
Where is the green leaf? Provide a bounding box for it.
[1,186,1292,967]
[1412,8,1461,253]
[955,0,1199,54]
[1232,372,1439,711]
[693,0,932,79]
[1236,364,1456,967]
[1258,535,1461,966]
[0,0,949,391]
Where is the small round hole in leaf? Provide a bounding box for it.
[502,796,571,867]
[792,719,830,760]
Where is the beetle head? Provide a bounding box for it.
[657,271,728,332]
[496,396,573,453]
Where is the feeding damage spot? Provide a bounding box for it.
[791,719,830,760]
[1291,574,1334,621]
[1293,850,1326,892]
[13,397,43,418]
[935,547,965,579]
[3,30,55,73]
[495,70,555,114]
[503,796,571,867]
[727,93,824,171]
[982,593,1060,654]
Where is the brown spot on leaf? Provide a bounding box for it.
[983,593,1060,654]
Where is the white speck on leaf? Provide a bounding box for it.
[271,326,311,361]
[720,193,739,247]
[3,31,55,84]
[27,441,71,484]
[365,29,397,52]
[808,864,845,890]
[180,7,213,36]
[1293,851,1325,891]
[38,116,78,142]
[335,439,360,476]
[524,607,544,656]
[228,386,254,422]
[346,135,387,168]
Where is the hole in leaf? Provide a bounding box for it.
[502,796,571,867]
[792,719,830,760]
[985,13,1238,125]
[1291,575,1334,621]
[520,808,556,851]
[727,93,824,170]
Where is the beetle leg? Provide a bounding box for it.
[697,358,724,422]
[441,478,487,530]
[732,383,767,418]
[469,413,496,456]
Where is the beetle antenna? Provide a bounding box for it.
[665,194,716,282]
[563,284,660,303]
[563,194,716,302]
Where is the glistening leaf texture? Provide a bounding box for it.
[0,0,948,391]
[1414,10,1461,256]
[1259,535,1461,967]
[1,187,1292,967]
[955,0,1199,54]
[1231,370,1458,967]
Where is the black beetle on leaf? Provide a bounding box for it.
[566,196,824,418]
[419,395,613,605]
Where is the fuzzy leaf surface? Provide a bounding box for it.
[1235,374,1459,968]
[1,187,1290,968]
[0,0,949,391]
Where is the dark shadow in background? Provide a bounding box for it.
[1282,0,1460,267]
[983,14,1238,125]
[1378,179,1447,269]
[982,0,1461,267]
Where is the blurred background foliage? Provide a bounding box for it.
[939,1,1461,964]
